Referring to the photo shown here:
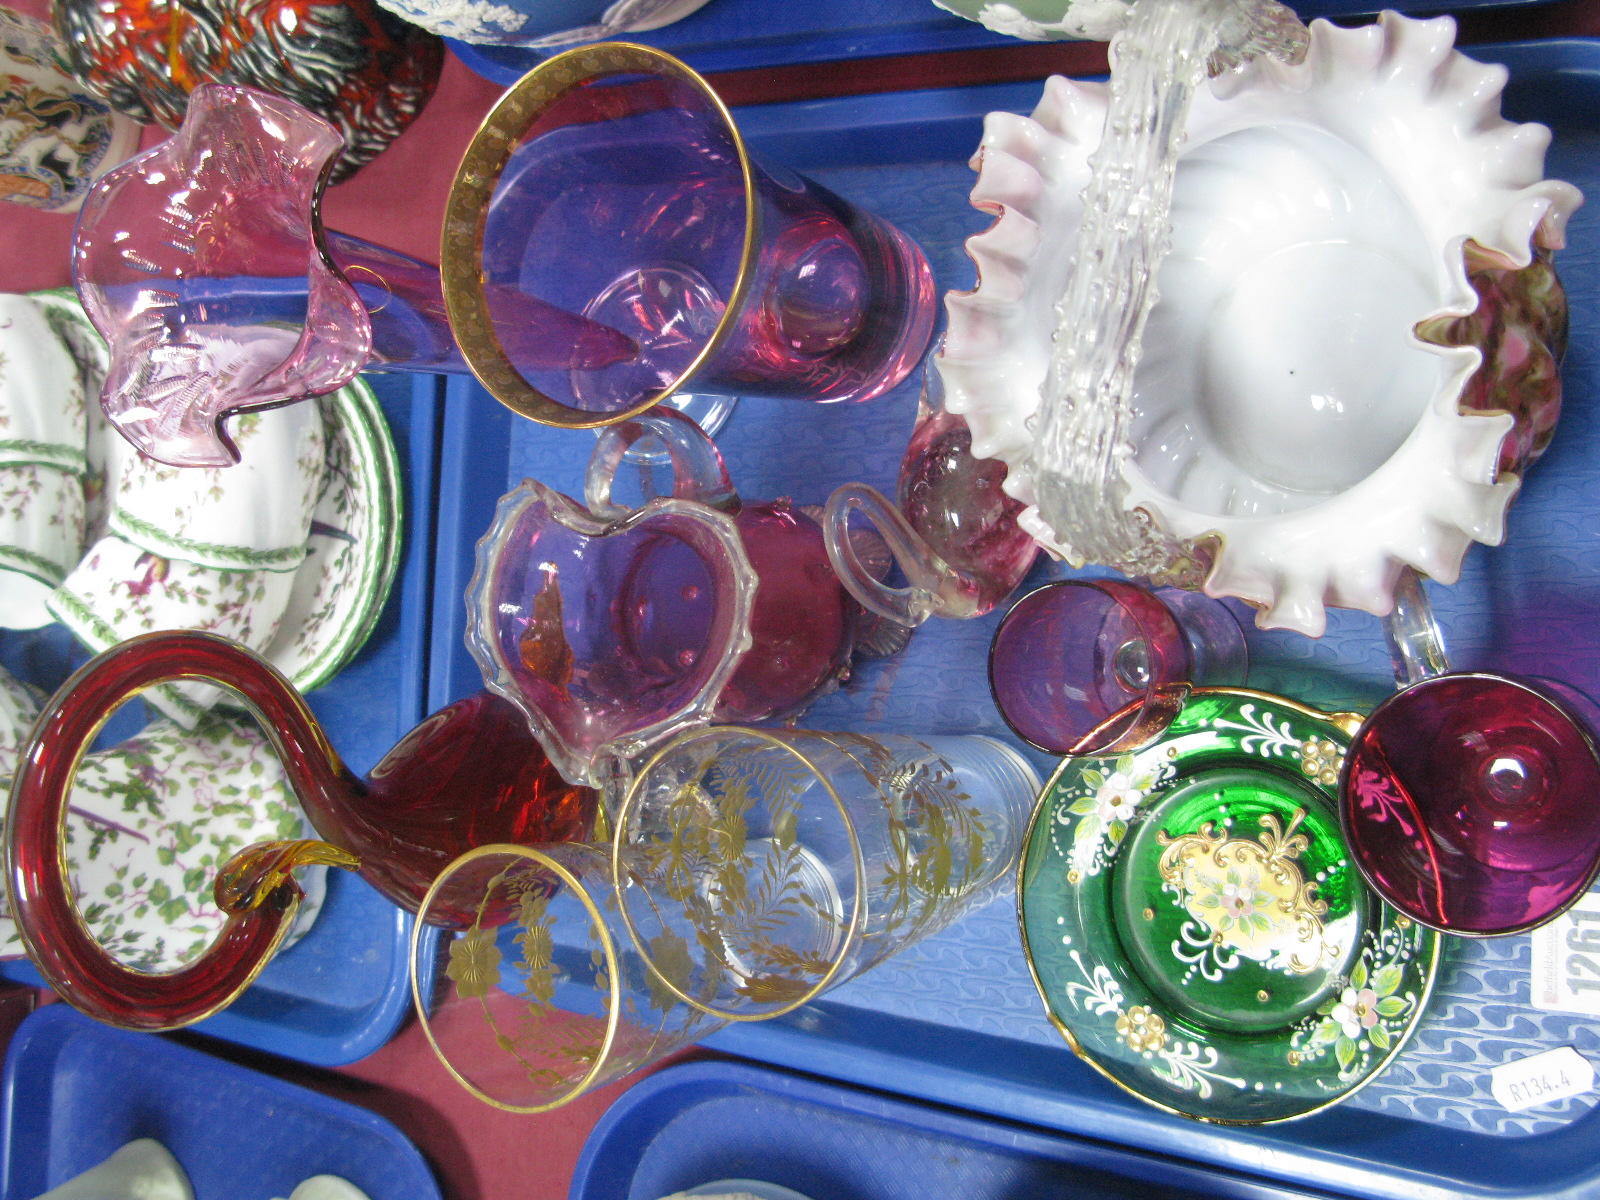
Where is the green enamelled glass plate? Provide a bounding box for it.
[1020,688,1440,1124]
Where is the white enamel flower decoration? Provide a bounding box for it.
[380,0,525,38]
[1095,771,1141,823]
[938,12,1583,635]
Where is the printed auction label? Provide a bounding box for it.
[1531,892,1600,1017]
[1490,1047,1594,1113]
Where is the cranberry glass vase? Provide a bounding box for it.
[441,42,937,429]
[468,409,859,788]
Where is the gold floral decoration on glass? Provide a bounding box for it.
[1157,809,1335,975]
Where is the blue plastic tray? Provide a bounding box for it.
[447,0,1558,88]
[0,373,443,1067]
[0,1004,441,1200]
[573,1058,1331,1199]
[429,39,1600,1198]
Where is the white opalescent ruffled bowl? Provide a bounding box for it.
[939,11,1583,635]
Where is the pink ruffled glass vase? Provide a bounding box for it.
[72,84,635,468]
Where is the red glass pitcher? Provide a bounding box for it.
[5,631,597,1031]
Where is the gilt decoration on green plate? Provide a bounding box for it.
[1021,688,1439,1123]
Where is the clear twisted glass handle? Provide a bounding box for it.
[1383,567,1451,687]
[584,408,739,518]
[823,482,975,626]
[1028,0,1307,582]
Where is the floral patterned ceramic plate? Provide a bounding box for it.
[47,373,400,722]
[260,375,402,693]
[1019,687,1440,1124]
[28,289,402,706]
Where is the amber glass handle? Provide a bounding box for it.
[5,631,353,1031]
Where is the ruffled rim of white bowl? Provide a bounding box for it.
[939,11,1584,636]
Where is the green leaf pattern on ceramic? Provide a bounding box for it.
[49,538,299,725]
[261,380,402,692]
[2,289,401,714]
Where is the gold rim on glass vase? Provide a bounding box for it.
[441,42,758,429]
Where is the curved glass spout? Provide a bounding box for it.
[6,631,598,1031]
[824,361,1038,627]
[1027,0,1307,582]
[73,84,637,468]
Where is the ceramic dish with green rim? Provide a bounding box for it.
[261,375,403,693]
[50,376,402,720]
[1019,687,1440,1124]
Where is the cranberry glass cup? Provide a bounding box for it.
[1341,672,1600,936]
[988,578,1247,755]
[443,42,936,429]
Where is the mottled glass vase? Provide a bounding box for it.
[52,0,441,181]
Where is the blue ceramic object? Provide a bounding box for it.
[381,0,711,45]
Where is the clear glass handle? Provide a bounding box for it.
[585,408,739,518]
[823,482,978,627]
[1028,0,1308,581]
[1383,566,1451,687]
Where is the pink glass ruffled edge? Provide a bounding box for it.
[73,85,370,468]
[464,480,758,789]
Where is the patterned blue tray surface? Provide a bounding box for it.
[573,1059,1327,1199]
[427,43,1600,1198]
